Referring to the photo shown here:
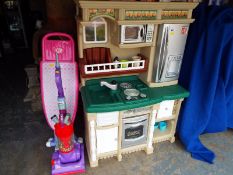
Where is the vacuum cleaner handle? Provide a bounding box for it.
[42,32,75,62]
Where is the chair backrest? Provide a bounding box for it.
[84,47,111,65]
[42,32,75,62]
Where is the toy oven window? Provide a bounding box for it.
[125,26,140,40]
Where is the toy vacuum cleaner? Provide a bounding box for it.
[40,33,85,175]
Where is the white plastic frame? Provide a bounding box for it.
[83,17,107,44]
[84,60,145,74]
[121,24,144,44]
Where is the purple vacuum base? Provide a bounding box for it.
[52,143,85,175]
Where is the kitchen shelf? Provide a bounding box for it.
[78,1,199,11]
[117,20,161,25]
[160,19,195,24]
[153,120,174,143]
[118,43,153,49]
[80,54,149,78]
[155,114,176,122]
[117,19,195,25]
[140,79,179,88]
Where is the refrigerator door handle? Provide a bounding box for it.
[159,26,168,81]
[158,27,166,80]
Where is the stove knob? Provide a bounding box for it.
[140,93,147,98]
[126,96,132,100]
[111,80,117,84]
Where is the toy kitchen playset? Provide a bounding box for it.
[75,0,198,167]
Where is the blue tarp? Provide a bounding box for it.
[177,3,233,164]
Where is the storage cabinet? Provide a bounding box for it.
[157,100,175,119]
[84,99,184,167]
[96,127,118,154]
[153,119,174,143]
[85,112,120,167]
[96,112,119,126]
[154,99,183,143]
[96,112,119,155]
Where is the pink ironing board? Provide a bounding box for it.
[40,33,78,130]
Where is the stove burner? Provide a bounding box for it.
[140,93,147,98]
[124,89,140,97]
[120,82,132,89]
[126,96,132,100]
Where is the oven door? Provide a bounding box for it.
[122,114,148,148]
[121,25,144,43]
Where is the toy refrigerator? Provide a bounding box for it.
[153,24,189,83]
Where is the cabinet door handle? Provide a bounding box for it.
[96,124,118,130]
[124,119,147,126]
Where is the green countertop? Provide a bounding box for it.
[81,76,189,113]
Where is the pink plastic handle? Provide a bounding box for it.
[42,32,75,62]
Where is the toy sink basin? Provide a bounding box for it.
[85,85,123,106]
[83,76,150,108]
[81,75,190,113]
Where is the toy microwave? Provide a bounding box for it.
[120,24,154,44]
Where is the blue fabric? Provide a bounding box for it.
[177,3,233,164]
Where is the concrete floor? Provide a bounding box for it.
[0,52,233,175]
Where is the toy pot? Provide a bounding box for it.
[132,55,141,67]
[120,59,128,68]
[159,121,167,131]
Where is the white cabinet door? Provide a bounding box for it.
[96,112,119,126]
[96,127,118,154]
[157,100,174,119]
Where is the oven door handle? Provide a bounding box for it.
[124,119,147,127]
[125,135,145,142]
